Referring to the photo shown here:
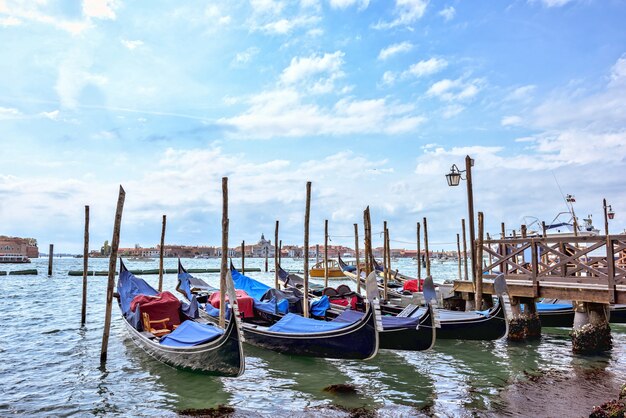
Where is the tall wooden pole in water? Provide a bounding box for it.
[303,182,311,318]
[363,207,372,275]
[354,223,361,294]
[456,233,462,281]
[241,241,245,275]
[100,185,126,366]
[274,220,280,289]
[462,219,469,281]
[48,244,54,276]
[81,205,90,326]
[324,219,329,288]
[219,177,229,328]
[417,222,421,280]
[384,223,390,301]
[264,246,268,272]
[465,155,477,287]
[316,244,320,264]
[279,240,282,264]
[158,215,166,292]
[423,217,431,278]
[475,212,484,309]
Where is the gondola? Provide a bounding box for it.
[535,300,626,326]
[277,264,436,351]
[117,260,245,377]
[177,261,380,360]
[335,260,509,340]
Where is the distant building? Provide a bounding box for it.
[0,236,39,258]
[250,234,274,257]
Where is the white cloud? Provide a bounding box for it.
[232,47,260,66]
[427,78,483,101]
[83,0,118,20]
[378,41,414,61]
[405,57,447,78]
[374,0,429,30]
[280,51,345,93]
[40,110,60,120]
[329,0,370,11]
[205,4,231,25]
[257,15,319,34]
[610,54,626,85]
[55,51,108,108]
[507,85,536,101]
[0,16,21,26]
[121,39,143,50]
[250,0,286,15]
[439,6,455,21]
[0,2,91,34]
[501,115,523,126]
[530,0,573,7]
[441,104,464,118]
[0,106,23,120]
[382,71,397,85]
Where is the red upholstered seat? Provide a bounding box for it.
[403,279,424,293]
[208,289,255,319]
[131,291,182,330]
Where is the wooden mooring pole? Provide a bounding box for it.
[423,217,430,277]
[462,219,468,281]
[219,177,228,328]
[416,222,421,281]
[279,240,282,265]
[81,205,89,326]
[48,244,54,276]
[354,223,361,294]
[303,182,311,318]
[456,233,461,281]
[324,219,329,288]
[100,185,126,366]
[158,215,166,292]
[474,212,484,309]
[383,221,389,301]
[274,220,279,289]
[241,240,245,275]
[363,207,372,275]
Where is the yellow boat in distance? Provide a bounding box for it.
[309,259,346,279]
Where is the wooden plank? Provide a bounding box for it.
[607,236,616,304]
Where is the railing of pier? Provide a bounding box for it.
[480,235,626,303]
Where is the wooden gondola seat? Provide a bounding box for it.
[142,312,171,337]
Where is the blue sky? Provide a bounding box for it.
[1,0,625,253]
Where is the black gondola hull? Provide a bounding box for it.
[239,307,378,359]
[123,314,244,377]
[435,303,506,340]
[538,309,575,327]
[378,304,436,351]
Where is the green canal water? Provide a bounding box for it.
[1,257,624,416]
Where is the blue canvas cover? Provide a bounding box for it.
[205,302,231,320]
[177,269,218,300]
[117,265,159,315]
[181,296,200,319]
[267,313,352,333]
[310,295,330,317]
[535,303,573,311]
[332,309,419,330]
[231,268,272,300]
[159,320,224,347]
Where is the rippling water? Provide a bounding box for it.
[1,257,624,417]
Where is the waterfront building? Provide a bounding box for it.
[0,236,39,258]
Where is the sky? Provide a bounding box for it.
[1,0,626,253]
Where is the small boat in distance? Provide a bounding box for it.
[309,259,345,279]
[0,254,31,264]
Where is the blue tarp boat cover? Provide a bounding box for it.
[267,312,352,333]
[178,270,218,300]
[231,268,289,314]
[118,266,159,315]
[159,320,224,347]
[332,309,419,330]
[205,302,231,320]
[535,303,573,311]
[310,295,330,317]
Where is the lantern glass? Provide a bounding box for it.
[446,172,461,187]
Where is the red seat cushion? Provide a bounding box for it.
[131,291,182,329]
[208,289,255,319]
[402,279,424,293]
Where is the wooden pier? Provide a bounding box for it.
[453,235,626,304]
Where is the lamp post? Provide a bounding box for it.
[603,198,615,236]
[446,155,476,286]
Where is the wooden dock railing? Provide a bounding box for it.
[458,235,626,304]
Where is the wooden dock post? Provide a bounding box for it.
[158,215,166,292]
[274,220,279,289]
[416,222,421,281]
[81,205,89,326]
[316,244,320,264]
[100,185,126,366]
[303,182,311,318]
[354,223,361,294]
[264,246,268,272]
[219,177,228,328]
[324,219,329,288]
[279,240,282,265]
[48,244,54,276]
[241,241,245,275]
[383,221,389,301]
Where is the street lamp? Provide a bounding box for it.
[603,198,616,235]
[445,155,476,286]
